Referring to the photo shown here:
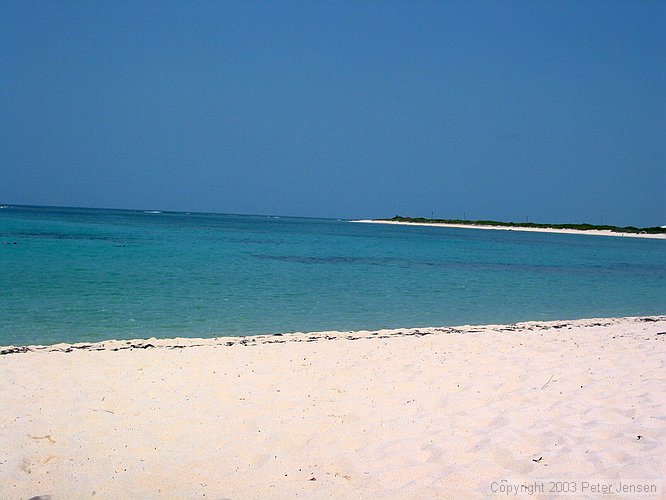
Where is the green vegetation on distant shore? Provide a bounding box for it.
[382,216,666,235]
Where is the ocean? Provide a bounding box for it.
[1,205,665,346]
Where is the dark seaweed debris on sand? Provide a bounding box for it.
[2,316,665,355]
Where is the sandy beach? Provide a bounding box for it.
[353,220,666,239]
[1,316,664,498]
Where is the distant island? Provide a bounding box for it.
[369,216,666,235]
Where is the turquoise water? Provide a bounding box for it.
[1,205,665,346]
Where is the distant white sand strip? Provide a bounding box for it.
[353,219,666,239]
[1,316,665,498]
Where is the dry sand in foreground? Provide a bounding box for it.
[1,316,665,499]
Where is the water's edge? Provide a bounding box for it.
[2,315,664,352]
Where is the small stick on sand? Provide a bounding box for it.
[540,374,555,389]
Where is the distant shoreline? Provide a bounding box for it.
[353,219,666,239]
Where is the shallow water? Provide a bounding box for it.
[1,205,665,346]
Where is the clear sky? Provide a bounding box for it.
[2,1,664,226]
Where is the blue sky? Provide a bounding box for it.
[2,1,664,226]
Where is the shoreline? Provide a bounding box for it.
[1,315,665,353]
[352,219,666,239]
[2,315,665,497]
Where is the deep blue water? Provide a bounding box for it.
[1,205,665,346]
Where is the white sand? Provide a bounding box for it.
[353,219,666,239]
[1,316,665,499]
